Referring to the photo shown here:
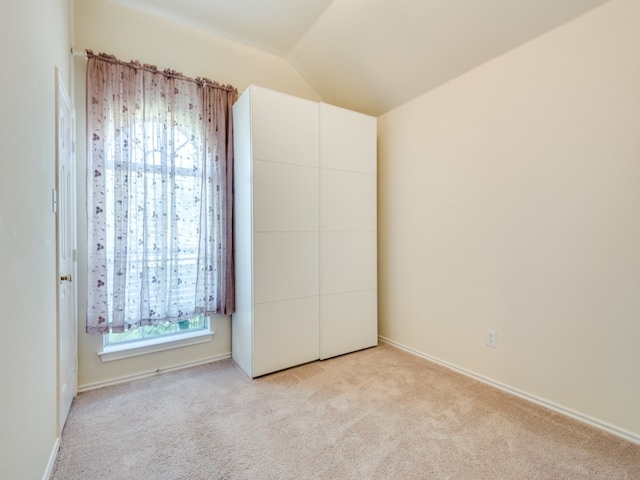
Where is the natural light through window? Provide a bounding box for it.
[104,313,209,347]
[100,314,213,362]
[98,122,213,360]
[102,123,202,328]
[87,54,236,359]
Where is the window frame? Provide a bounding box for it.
[99,316,213,363]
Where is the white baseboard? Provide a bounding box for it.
[78,352,232,392]
[43,437,60,480]
[378,336,640,446]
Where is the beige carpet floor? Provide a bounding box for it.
[52,343,640,479]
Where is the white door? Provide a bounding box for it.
[56,69,77,433]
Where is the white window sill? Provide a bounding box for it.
[99,329,214,363]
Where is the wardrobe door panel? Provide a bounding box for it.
[319,102,377,360]
[320,290,378,360]
[320,170,376,233]
[321,232,377,295]
[253,232,319,304]
[254,297,320,376]
[253,160,319,232]
[319,103,376,174]
[251,87,318,167]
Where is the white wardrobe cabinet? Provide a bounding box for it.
[232,85,377,378]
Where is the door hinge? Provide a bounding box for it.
[52,188,58,214]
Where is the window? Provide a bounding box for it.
[101,122,203,328]
[98,120,215,358]
[85,51,237,350]
[99,314,212,362]
[104,314,208,346]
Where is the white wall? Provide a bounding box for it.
[0,0,72,478]
[73,0,323,388]
[378,0,640,440]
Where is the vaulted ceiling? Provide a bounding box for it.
[113,0,611,116]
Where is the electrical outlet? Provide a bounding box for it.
[486,329,497,348]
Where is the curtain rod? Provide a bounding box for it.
[77,49,237,93]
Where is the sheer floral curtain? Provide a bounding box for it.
[86,51,237,334]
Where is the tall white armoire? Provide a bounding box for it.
[232,85,377,378]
